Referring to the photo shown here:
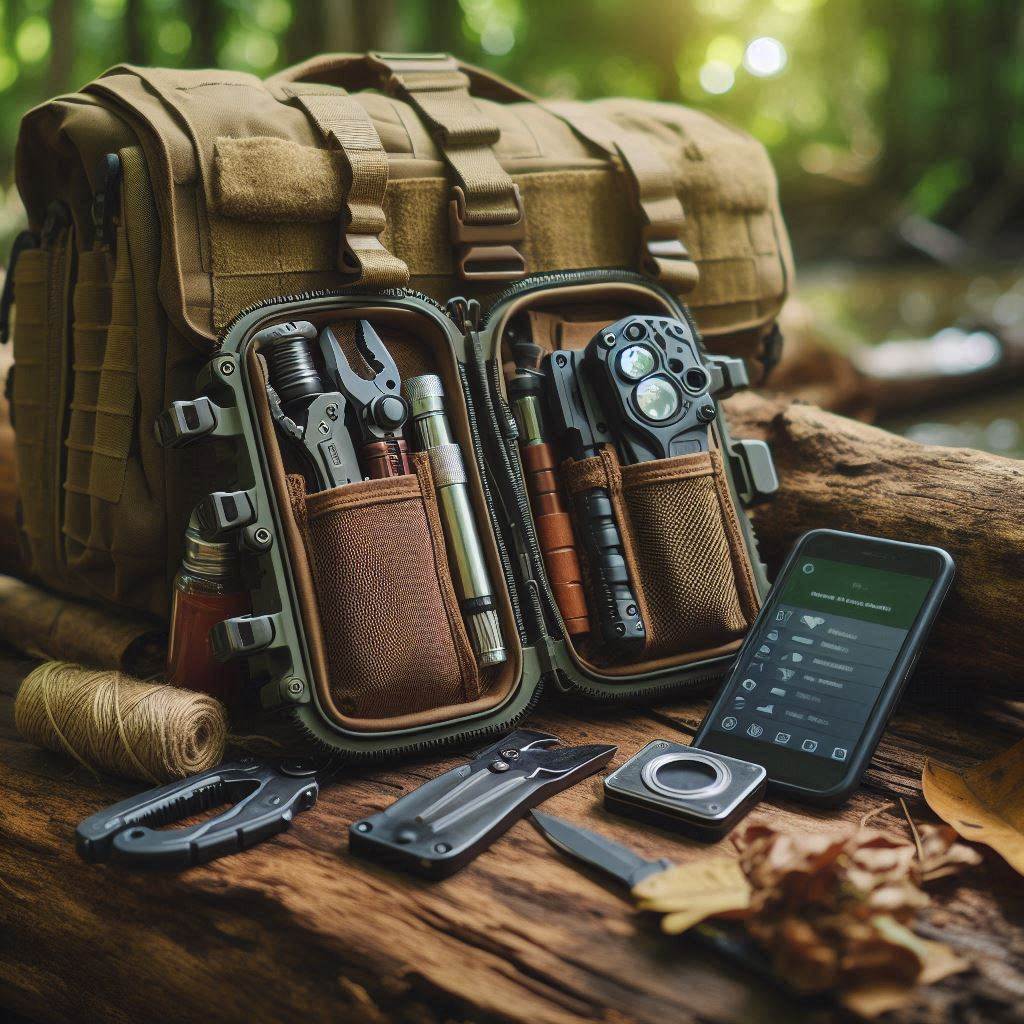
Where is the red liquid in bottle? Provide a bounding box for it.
[166,528,249,705]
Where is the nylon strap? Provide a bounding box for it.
[372,54,521,227]
[284,83,409,288]
[544,102,698,293]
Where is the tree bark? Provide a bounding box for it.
[725,391,1024,695]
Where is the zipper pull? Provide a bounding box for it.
[40,201,70,249]
[91,153,122,249]
[446,296,482,335]
[0,229,40,344]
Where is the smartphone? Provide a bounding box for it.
[693,529,954,806]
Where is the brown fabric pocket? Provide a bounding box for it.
[563,446,759,659]
[12,228,74,585]
[287,453,480,720]
[63,247,112,573]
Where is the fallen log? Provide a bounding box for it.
[726,391,1024,696]
[767,296,1024,420]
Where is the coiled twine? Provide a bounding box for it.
[14,661,228,783]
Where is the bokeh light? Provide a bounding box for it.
[699,61,736,95]
[744,37,788,77]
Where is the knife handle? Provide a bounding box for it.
[349,731,616,878]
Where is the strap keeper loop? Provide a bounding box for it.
[640,221,699,292]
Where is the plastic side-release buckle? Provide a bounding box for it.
[728,439,778,506]
[449,184,526,282]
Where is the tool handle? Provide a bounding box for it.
[349,730,616,879]
[521,442,590,636]
[573,485,645,654]
[362,437,412,478]
[75,759,319,868]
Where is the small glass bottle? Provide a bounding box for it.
[166,524,250,705]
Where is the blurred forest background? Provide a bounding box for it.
[0,0,1021,447]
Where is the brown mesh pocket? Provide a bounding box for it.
[288,454,480,720]
[563,446,760,660]
[620,450,760,656]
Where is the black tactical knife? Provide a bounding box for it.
[350,730,616,879]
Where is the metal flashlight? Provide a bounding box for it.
[402,374,507,668]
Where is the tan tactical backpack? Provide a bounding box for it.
[5,52,791,626]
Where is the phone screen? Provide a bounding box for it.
[698,533,947,792]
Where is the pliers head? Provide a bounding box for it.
[319,320,409,443]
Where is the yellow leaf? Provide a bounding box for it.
[632,859,752,934]
[923,738,1024,875]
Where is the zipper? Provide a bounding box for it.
[315,674,547,765]
[479,267,705,349]
[561,665,727,703]
[448,296,553,646]
[217,285,455,352]
[455,357,527,644]
[91,153,122,250]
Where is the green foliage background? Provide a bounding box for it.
[0,0,1021,260]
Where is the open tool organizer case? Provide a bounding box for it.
[7,53,790,759]
[160,274,777,757]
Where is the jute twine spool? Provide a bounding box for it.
[14,661,228,783]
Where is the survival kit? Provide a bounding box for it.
[1,51,964,1003]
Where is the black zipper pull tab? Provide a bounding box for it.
[446,296,482,335]
[91,153,122,249]
[40,201,70,249]
[0,229,40,345]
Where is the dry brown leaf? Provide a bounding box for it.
[923,739,1024,875]
[652,822,968,1014]
[916,823,982,882]
[839,916,969,1018]
[632,859,752,935]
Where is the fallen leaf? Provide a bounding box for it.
[916,823,982,882]
[632,859,752,934]
[923,738,1024,875]
[838,917,968,1018]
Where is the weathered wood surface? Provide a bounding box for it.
[2,645,1023,1024]
[726,391,1024,696]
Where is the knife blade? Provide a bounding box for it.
[530,810,673,887]
[530,810,782,989]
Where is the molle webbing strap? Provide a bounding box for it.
[544,102,698,294]
[374,54,519,225]
[284,83,409,289]
[370,53,525,280]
